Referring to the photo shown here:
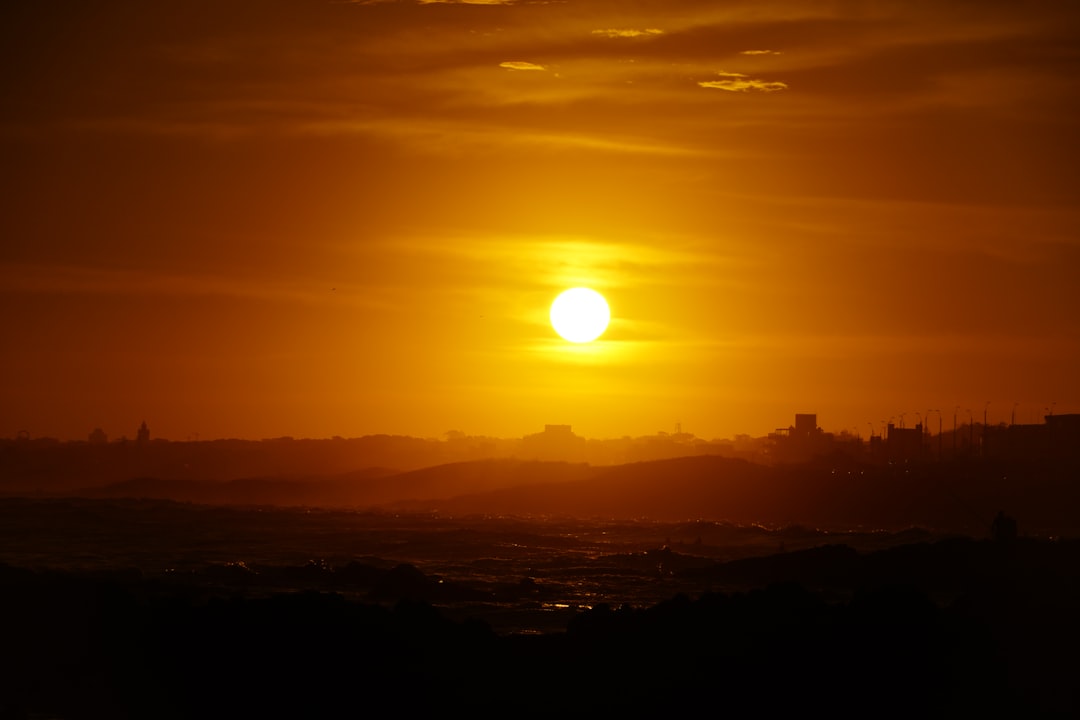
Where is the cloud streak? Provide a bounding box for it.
[591,28,664,38]
[499,61,547,71]
[698,71,788,92]
[418,0,516,4]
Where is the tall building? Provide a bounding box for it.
[769,413,832,463]
[136,421,150,444]
[793,414,818,439]
[886,423,923,462]
[521,424,585,461]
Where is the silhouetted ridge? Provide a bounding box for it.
[393,454,768,519]
[10,451,1076,534]
[360,457,597,504]
[395,455,1080,533]
[71,458,599,510]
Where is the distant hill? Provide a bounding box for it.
[21,452,1080,536]
[0,435,463,492]
[74,467,397,507]
[74,459,598,509]
[390,455,1080,535]
[346,458,597,505]
[392,455,770,520]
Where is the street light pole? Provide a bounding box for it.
[972,410,980,455]
[915,412,923,457]
[936,410,942,460]
[953,406,959,458]
[927,409,939,460]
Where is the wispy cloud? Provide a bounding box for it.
[340,0,518,4]
[591,28,664,39]
[499,61,547,71]
[740,49,781,55]
[698,71,788,92]
[418,0,517,4]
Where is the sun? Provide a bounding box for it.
[550,287,610,343]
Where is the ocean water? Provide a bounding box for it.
[0,497,948,634]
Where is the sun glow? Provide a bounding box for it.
[550,288,610,343]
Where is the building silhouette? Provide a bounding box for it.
[768,413,835,462]
[136,421,150,444]
[793,413,818,441]
[885,422,924,463]
[520,424,586,462]
[983,413,1080,461]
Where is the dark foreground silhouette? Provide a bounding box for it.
[2,535,1077,718]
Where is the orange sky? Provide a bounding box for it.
[2,0,1079,442]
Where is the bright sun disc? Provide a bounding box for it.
[550,288,610,343]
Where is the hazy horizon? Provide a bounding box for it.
[13,405,1078,445]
